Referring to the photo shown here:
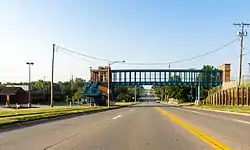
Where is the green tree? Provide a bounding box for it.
[73,87,82,104]
[116,93,128,102]
[31,80,50,91]
[197,65,217,98]
[58,81,72,98]
[114,86,145,102]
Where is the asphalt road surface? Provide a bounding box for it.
[0,102,249,150]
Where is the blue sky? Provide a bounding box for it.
[0,0,250,83]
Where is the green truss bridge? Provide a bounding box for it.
[110,69,222,86]
[83,67,223,105]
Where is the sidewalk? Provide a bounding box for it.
[185,106,250,116]
[161,102,250,116]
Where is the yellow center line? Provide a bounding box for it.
[155,107,231,150]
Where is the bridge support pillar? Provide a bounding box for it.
[195,84,201,106]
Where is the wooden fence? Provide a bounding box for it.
[204,87,250,106]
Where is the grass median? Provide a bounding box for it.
[190,105,250,114]
[0,102,137,127]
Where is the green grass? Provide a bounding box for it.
[0,107,112,126]
[114,102,139,106]
[0,103,137,126]
[191,105,250,114]
[0,106,93,117]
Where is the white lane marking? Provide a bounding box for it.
[129,108,135,111]
[112,115,122,120]
[232,119,250,125]
[172,107,250,125]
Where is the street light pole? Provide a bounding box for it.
[107,60,125,108]
[26,62,34,108]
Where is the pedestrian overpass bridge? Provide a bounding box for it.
[110,69,222,86]
[83,66,226,105]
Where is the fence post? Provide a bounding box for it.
[247,87,250,106]
[241,87,244,106]
[223,90,227,105]
[232,88,235,106]
[215,93,217,105]
[225,90,227,105]
[216,92,218,105]
[213,94,215,105]
[229,89,232,106]
[219,91,222,105]
[236,87,239,106]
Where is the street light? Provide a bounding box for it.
[107,60,125,107]
[26,62,34,108]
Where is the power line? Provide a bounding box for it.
[56,45,112,62]
[56,38,238,66]
[123,38,239,66]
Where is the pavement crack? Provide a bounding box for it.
[43,132,81,150]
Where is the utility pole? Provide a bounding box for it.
[107,62,111,108]
[248,63,250,74]
[233,22,250,86]
[43,76,46,102]
[51,44,55,107]
[134,86,137,102]
[71,75,74,101]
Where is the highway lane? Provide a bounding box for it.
[164,105,250,150]
[0,103,212,150]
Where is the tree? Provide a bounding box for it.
[58,81,72,98]
[113,86,145,102]
[31,80,50,91]
[198,65,217,98]
[73,87,82,104]
[152,65,217,102]
[116,93,128,102]
[74,78,86,89]
[2,77,86,103]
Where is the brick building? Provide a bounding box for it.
[90,66,115,101]
[0,86,28,106]
[0,85,63,106]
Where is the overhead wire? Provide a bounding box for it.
[123,38,239,66]
[56,45,112,62]
[55,38,239,66]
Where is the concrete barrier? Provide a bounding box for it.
[167,98,180,105]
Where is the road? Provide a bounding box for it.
[0,102,249,150]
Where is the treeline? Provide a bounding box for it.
[1,78,145,103]
[152,65,216,102]
[114,86,145,102]
[1,77,86,103]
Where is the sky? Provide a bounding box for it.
[1,0,250,83]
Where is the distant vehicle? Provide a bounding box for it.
[156,100,160,103]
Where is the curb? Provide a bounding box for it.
[0,104,136,130]
[184,106,250,116]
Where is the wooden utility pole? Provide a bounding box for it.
[233,22,250,86]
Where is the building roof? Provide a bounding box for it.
[0,87,25,95]
[6,85,29,91]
